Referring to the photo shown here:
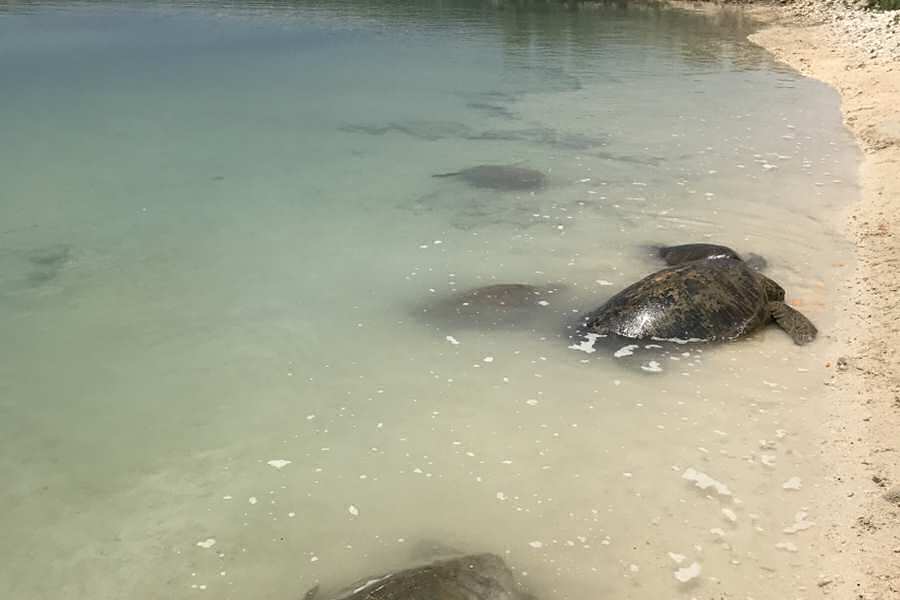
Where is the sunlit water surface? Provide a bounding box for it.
[0,2,858,599]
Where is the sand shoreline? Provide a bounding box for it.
[747,6,900,598]
[648,0,900,595]
[731,2,900,597]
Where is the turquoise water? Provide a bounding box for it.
[0,2,858,599]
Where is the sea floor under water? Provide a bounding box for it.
[0,2,859,599]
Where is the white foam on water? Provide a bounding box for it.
[783,511,815,534]
[682,468,732,497]
[569,333,599,354]
[775,541,798,552]
[196,538,216,549]
[267,459,292,470]
[613,344,638,358]
[673,562,701,583]
[782,477,802,490]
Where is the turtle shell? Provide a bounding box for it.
[581,259,770,342]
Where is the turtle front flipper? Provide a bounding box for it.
[301,584,320,600]
[768,302,817,345]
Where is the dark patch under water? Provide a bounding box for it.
[339,120,608,151]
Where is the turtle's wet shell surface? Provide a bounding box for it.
[581,259,770,342]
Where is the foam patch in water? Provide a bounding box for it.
[568,333,600,354]
[673,562,701,583]
[775,541,798,552]
[682,468,732,497]
[613,344,638,358]
[782,477,802,490]
[784,511,814,534]
[641,360,663,373]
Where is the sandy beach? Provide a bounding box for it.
[746,1,900,597]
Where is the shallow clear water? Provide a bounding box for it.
[0,2,858,599]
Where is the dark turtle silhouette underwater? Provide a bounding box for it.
[654,242,767,271]
[302,553,532,600]
[572,245,817,357]
[432,165,545,191]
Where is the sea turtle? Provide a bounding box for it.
[575,255,817,348]
[655,243,767,271]
[416,283,566,330]
[432,165,545,191]
[301,553,532,600]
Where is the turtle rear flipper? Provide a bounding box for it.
[769,302,817,345]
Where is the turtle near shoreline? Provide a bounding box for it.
[575,251,817,348]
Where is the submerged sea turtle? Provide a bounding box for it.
[576,251,817,347]
[416,283,566,330]
[655,243,767,271]
[302,553,532,600]
[432,165,545,191]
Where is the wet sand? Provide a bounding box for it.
[654,0,900,594]
[747,2,900,597]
